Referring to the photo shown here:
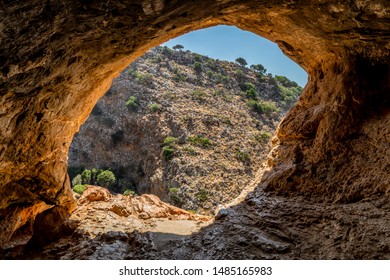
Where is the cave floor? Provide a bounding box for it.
[20,188,390,260]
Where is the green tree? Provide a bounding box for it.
[172,44,184,51]
[96,170,116,188]
[81,169,91,184]
[250,64,267,75]
[235,57,248,67]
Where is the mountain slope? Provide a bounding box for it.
[68,46,301,214]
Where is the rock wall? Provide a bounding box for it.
[0,0,389,250]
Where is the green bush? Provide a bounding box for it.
[173,73,187,82]
[96,170,116,188]
[279,85,302,103]
[196,188,208,202]
[135,72,153,85]
[81,169,91,184]
[73,184,87,195]
[188,135,211,148]
[246,87,258,99]
[193,62,202,73]
[194,53,203,62]
[163,136,177,147]
[126,96,139,109]
[182,145,197,156]
[162,46,173,56]
[162,146,174,160]
[169,188,183,207]
[255,131,272,143]
[123,189,136,196]
[236,150,250,163]
[215,73,229,84]
[72,174,82,187]
[275,75,298,87]
[190,90,206,101]
[247,100,279,116]
[148,103,161,112]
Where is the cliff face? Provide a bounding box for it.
[68,46,300,214]
[0,0,389,257]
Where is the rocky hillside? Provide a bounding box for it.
[68,46,302,214]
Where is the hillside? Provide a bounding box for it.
[68,46,302,214]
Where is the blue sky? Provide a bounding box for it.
[162,25,308,87]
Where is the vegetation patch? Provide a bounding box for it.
[187,135,211,148]
[73,184,87,195]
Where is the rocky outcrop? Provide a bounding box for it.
[0,0,389,256]
[76,185,210,221]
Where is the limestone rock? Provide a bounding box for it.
[0,0,389,256]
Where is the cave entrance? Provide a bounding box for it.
[67,25,307,216]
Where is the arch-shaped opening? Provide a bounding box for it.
[0,1,389,259]
[67,25,307,217]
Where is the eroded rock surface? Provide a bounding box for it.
[0,0,389,257]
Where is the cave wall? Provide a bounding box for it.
[0,0,389,249]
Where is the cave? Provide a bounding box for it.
[0,0,389,258]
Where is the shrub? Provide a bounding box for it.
[169,187,183,207]
[123,189,136,196]
[183,145,197,156]
[148,103,161,112]
[236,150,250,163]
[194,53,203,62]
[260,101,279,115]
[73,184,87,195]
[247,100,279,116]
[255,131,272,143]
[193,62,202,73]
[91,168,99,184]
[126,96,139,109]
[188,135,211,148]
[215,73,229,83]
[72,174,82,187]
[235,57,247,67]
[173,73,187,82]
[235,69,245,79]
[279,85,302,103]
[163,136,177,147]
[206,59,217,71]
[246,87,258,99]
[190,90,206,101]
[275,75,298,87]
[135,72,153,85]
[195,188,208,202]
[162,46,173,56]
[96,170,116,188]
[81,169,91,184]
[162,146,174,160]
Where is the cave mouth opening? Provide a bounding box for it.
[67,25,307,217]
